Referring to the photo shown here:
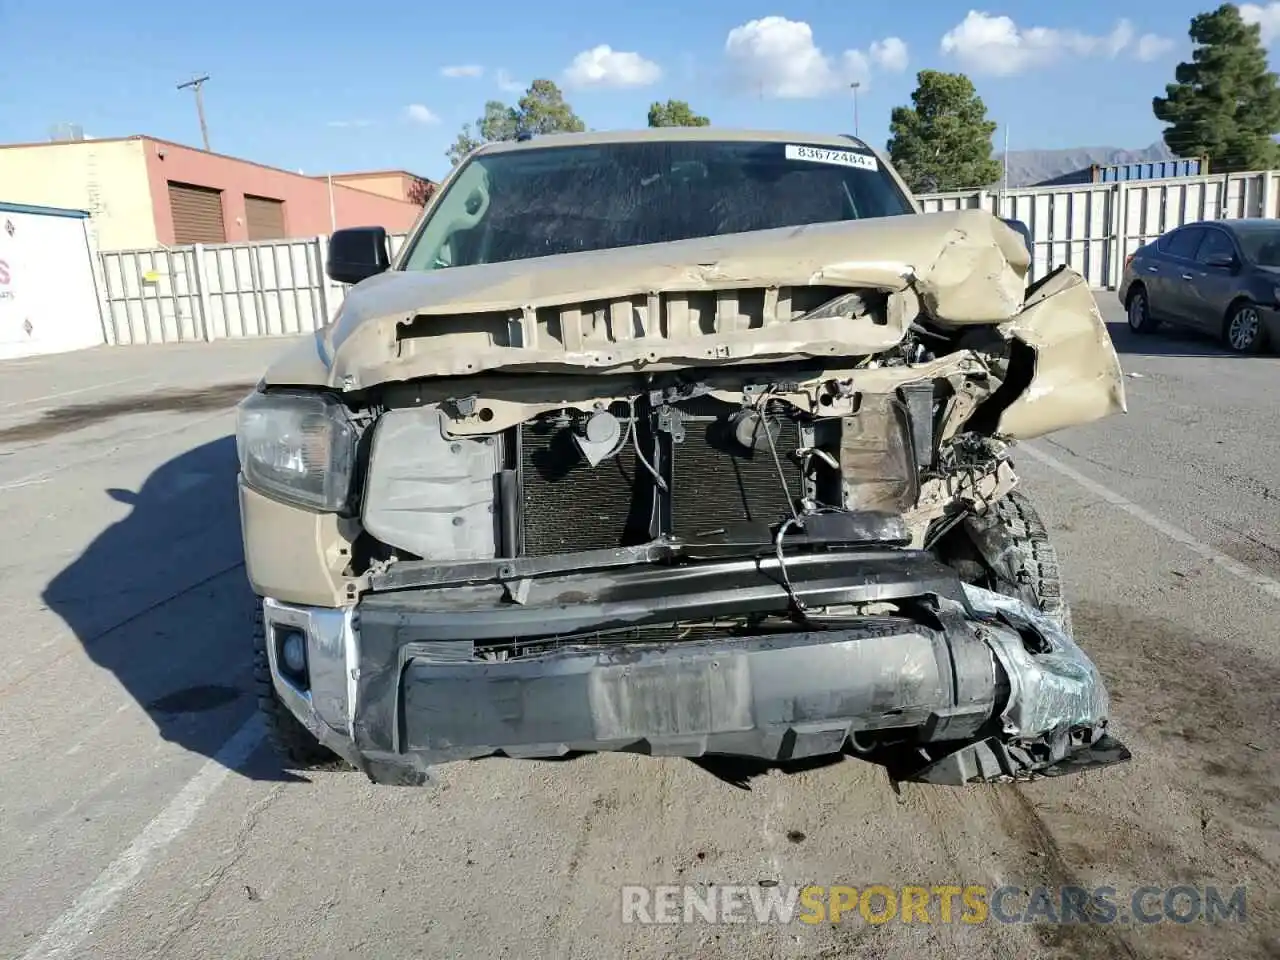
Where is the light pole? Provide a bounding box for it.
[177,74,211,151]
[850,81,861,138]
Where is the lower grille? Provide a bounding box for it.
[476,616,813,659]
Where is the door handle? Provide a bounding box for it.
[1146,266,1159,272]
[1181,273,1194,280]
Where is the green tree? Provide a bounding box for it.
[515,79,586,136]
[647,99,710,127]
[478,100,520,142]
[446,125,483,167]
[444,80,585,166]
[887,70,1002,192]
[1153,3,1280,172]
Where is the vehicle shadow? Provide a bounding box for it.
[41,434,300,781]
[1105,321,1263,358]
[520,749,855,791]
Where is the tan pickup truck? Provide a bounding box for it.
[235,127,1129,787]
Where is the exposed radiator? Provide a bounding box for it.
[517,397,805,556]
[668,397,801,541]
[518,402,653,556]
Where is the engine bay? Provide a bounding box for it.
[352,350,1014,583]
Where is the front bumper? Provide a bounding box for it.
[261,552,1128,786]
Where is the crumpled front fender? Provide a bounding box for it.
[994,266,1127,441]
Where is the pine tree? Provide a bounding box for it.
[1153,3,1280,172]
[887,70,1002,192]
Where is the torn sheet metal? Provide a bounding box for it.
[995,267,1128,440]
[962,584,1110,739]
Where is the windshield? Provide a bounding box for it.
[401,139,915,271]
[1235,228,1280,267]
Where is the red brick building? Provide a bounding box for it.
[0,135,434,252]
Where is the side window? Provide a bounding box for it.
[1196,229,1235,263]
[1163,227,1204,259]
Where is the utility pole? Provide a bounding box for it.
[177,74,211,151]
[1000,124,1010,210]
[850,82,862,138]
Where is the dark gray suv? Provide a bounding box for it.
[1119,218,1280,354]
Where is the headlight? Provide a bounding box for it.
[235,391,357,512]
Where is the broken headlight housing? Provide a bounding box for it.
[838,393,920,513]
[236,390,357,512]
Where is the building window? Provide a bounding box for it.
[167,181,226,245]
[244,194,286,240]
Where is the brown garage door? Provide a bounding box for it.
[245,194,286,240]
[168,182,226,245]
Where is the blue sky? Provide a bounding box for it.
[4,0,1280,182]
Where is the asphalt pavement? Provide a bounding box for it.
[1,297,1277,960]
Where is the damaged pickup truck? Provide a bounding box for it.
[236,128,1131,787]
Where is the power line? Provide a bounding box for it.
[177,74,211,151]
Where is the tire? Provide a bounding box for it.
[1222,301,1268,355]
[986,490,1073,637]
[1125,284,1159,334]
[251,598,340,768]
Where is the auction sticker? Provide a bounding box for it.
[785,144,879,171]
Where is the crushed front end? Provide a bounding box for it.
[237,212,1130,786]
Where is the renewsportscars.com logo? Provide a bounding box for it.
[620,884,1248,927]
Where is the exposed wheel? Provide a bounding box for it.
[1126,284,1158,334]
[941,489,1073,636]
[1223,301,1267,355]
[251,598,340,768]
[985,490,1073,636]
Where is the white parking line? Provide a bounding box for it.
[1022,442,1280,602]
[21,715,265,960]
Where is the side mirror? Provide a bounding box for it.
[1204,252,1237,270]
[1000,217,1033,257]
[326,226,390,285]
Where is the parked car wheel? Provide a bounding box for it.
[1222,301,1268,354]
[251,598,342,769]
[1125,285,1159,334]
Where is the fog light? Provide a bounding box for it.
[279,629,307,676]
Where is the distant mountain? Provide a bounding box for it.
[998,141,1177,188]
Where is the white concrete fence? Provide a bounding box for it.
[95,168,1280,346]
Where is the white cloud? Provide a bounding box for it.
[1135,33,1176,61]
[1241,3,1280,44]
[563,45,662,88]
[440,64,484,78]
[723,16,904,98]
[869,37,909,73]
[495,68,525,93]
[940,11,1158,76]
[405,104,440,124]
[326,119,373,128]
[843,50,871,80]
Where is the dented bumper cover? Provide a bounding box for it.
[261,553,1128,786]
